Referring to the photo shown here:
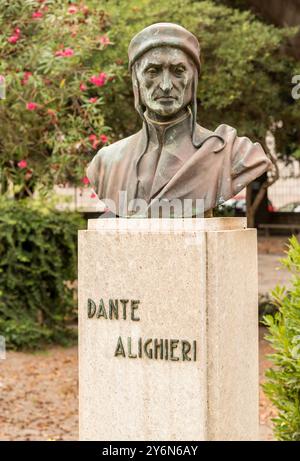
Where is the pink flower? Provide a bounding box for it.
[99,35,111,46]
[55,48,74,58]
[32,11,43,19]
[89,72,107,87]
[89,134,99,149]
[68,6,78,14]
[14,28,21,36]
[82,176,90,185]
[89,97,98,103]
[18,160,27,169]
[63,48,74,56]
[8,35,19,44]
[0,75,4,84]
[90,192,97,198]
[22,71,32,85]
[26,102,38,111]
[100,134,108,143]
[80,83,87,91]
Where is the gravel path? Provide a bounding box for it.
[0,347,78,441]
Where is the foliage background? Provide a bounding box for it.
[263,236,300,441]
[1,0,300,199]
[0,198,84,349]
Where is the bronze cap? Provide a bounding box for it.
[128,23,201,72]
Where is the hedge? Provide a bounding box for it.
[0,199,84,349]
[263,236,300,441]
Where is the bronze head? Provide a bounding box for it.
[86,22,271,218]
[128,23,205,147]
[134,47,195,120]
[129,23,200,123]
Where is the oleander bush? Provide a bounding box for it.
[0,199,84,349]
[1,0,300,200]
[263,235,300,441]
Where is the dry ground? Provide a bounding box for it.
[0,346,78,441]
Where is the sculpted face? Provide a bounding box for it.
[135,46,195,119]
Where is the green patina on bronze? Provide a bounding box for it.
[87,297,198,362]
[87,22,271,217]
[114,336,126,358]
[96,298,107,319]
[113,336,197,362]
[87,298,96,318]
[87,298,141,321]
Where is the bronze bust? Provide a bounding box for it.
[87,23,271,217]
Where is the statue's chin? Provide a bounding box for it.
[147,103,183,119]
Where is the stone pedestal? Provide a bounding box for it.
[78,217,259,441]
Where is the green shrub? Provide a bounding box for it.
[263,235,300,441]
[259,292,278,324]
[0,198,84,349]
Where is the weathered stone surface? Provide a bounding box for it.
[79,217,258,441]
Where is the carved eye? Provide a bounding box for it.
[174,66,185,77]
[146,67,159,76]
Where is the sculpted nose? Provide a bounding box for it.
[159,70,173,93]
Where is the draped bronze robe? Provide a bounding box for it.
[87,115,271,217]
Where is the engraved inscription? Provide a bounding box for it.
[87,298,140,321]
[86,298,197,361]
[114,337,197,361]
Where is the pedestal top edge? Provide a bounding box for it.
[86,217,247,232]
